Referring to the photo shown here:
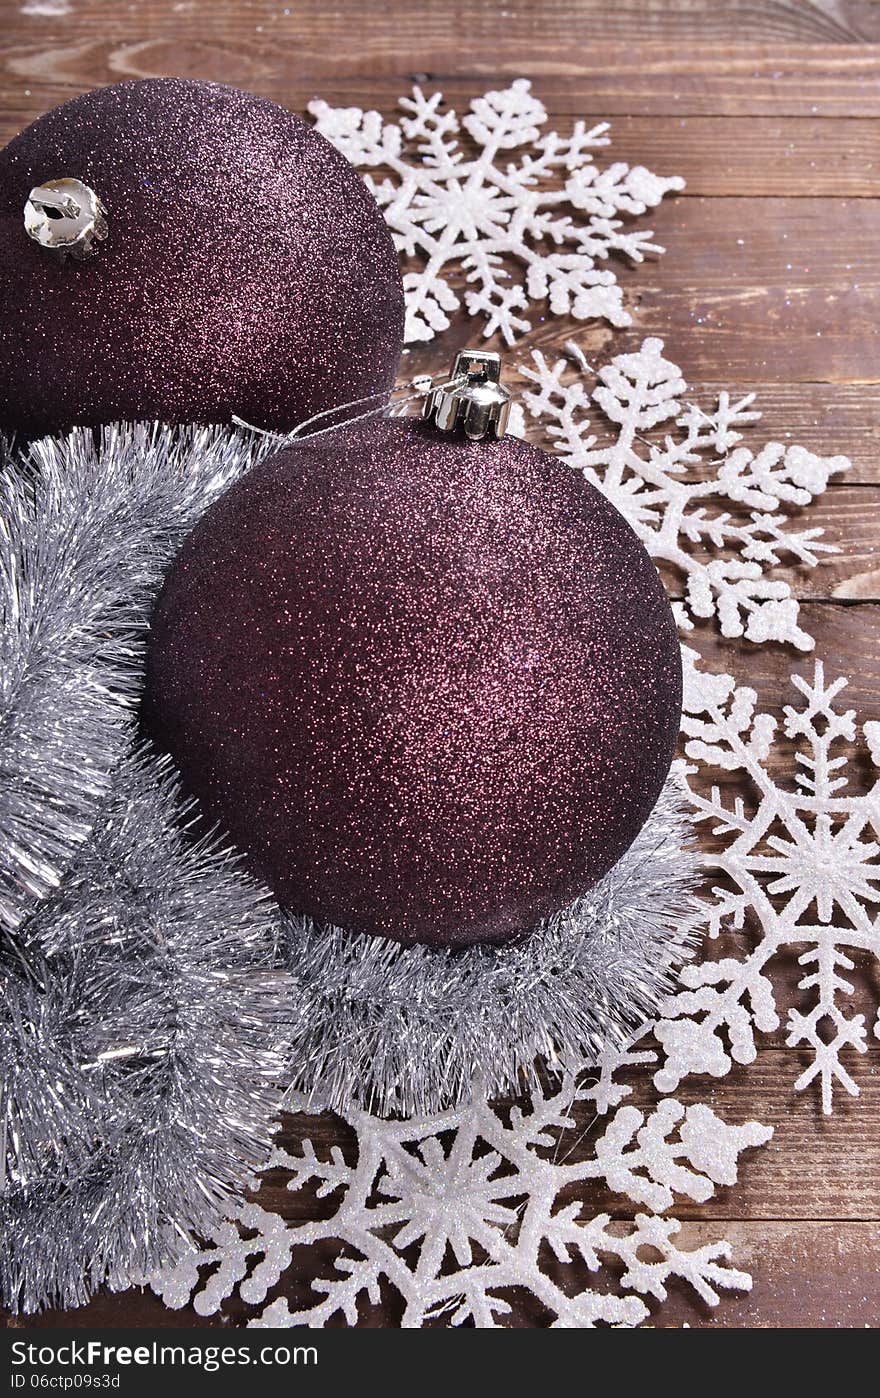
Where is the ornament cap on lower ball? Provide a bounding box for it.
[423,349,512,440]
[144,350,682,952]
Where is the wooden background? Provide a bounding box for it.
[1,0,879,1329]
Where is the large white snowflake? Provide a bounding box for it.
[151,1055,769,1328]
[655,649,880,1115]
[521,337,850,651]
[309,80,684,344]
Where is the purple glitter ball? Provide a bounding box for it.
[144,417,682,949]
[0,79,404,437]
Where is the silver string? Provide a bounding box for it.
[232,373,466,447]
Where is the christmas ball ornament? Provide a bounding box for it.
[144,354,682,950]
[0,78,404,437]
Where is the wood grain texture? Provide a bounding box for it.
[614,198,879,382]
[580,116,880,198]
[651,1221,880,1327]
[674,383,880,483]
[2,2,880,122]
[687,601,880,714]
[1,0,878,1330]
[656,485,880,599]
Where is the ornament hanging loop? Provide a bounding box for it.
[24,178,108,259]
[424,349,511,441]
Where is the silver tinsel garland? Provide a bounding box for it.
[1,748,288,1314]
[0,424,265,935]
[0,420,700,1312]
[0,424,277,1314]
[279,779,700,1118]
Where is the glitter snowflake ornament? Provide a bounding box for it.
[309,81,684,344]
[151,1062,770,1328]
[656,649,880,1115]
[521,337,850,650]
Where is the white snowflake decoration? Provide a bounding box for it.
[656,650,880,1116]
[521,337,850,651]
[151,1060,770,1329]
[309,80,684,344]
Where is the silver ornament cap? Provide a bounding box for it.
[24,178,108,259]
[423,349,511,441]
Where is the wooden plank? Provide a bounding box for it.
[566,1054,880,1222]
[407,198,880,386]
[652,485,880,601]
[1,12,880,122]
[2,1291,211,1329]
[673,382,880,484]
[619,285,879,386]
[5,85,880,200]
[182,53,880,118]
[248,1051,880,1227]
[586,115,880,198]
[627,197,879,292]
[9,1,880,50]
[686,600,880,716]
[516,376,880,595]
[644,1221,880,1327]
[10,1055,879,1326]
[11,1224,880,1328]
[3,60,880,126]
[506,338,878,482]
[615,196,880,384]
[8,1051,878,1325]
[757,487,880,599]
[5,74,880,144]
[641,934,880,1050]
[430,368,880,489]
